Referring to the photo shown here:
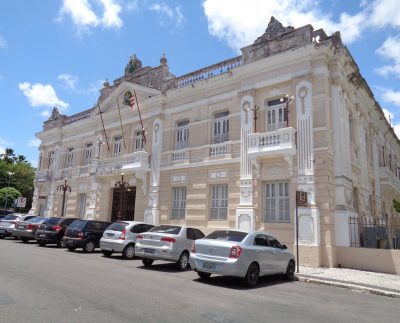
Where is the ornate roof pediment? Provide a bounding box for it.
[253,16,295,44]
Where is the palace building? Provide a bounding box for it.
[31,17,400,273]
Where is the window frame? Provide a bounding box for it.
[209,183,228,220]
[171,187,186,220]
[213,111,229,144]
[265,99,287,132]
[263,181,290,223]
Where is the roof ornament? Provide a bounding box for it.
[253,16,294,44]
[125,54,142,74]
[48,107,62,121]
[160,53,167,66]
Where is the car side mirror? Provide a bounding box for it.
[282,244,287,249]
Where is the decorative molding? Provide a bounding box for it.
[171,174,187,183]
[209,170,228,180]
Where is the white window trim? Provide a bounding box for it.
[265,101,287,132]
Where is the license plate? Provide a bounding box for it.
[67,239,74,244]
[144,248,155,254]
[39,234,46,238]
[203,262,216,270]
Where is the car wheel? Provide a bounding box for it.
[285,260,296,280]
[197,271,212,279]
[14,236,19,240]
[38,241,46,247]
[142,258,154,267]
[21,237,29,243]
[67,246,76,252]
[57,239,67,248]
[102,250,113,257]
[0,236,4,239]
[83,241,95,253]
[244,262,260,287]
[122,244,135,259]
[176,251,189,271]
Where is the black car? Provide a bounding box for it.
[63,219,112,253]
[36,217,77,247]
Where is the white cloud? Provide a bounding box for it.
[57,0,123,33]
[381,88,400,106]
[370,0,400,29]
[0,136,14,155]
[58,73,79,91]
[28,138,41,148]
[375,36,400,77]
[19,82,69,112]
[149,2,184,29]
[125,0,138,12]
[382,108,394,123]
[40,110,51,118]
[0,34,7,48]
[393,124,400,139]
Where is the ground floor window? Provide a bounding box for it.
[78,193,87,219]
[171,187,186,220]
[264,182,290,223]
[210,184,228,220]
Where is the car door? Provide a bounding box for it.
[185,228,196,251]
[253,234,278,274]
[268,236,287,272]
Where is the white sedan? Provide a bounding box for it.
[189,230,295,287]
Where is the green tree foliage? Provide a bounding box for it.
[0,148,35,212]
[0,187,22,210]
[393,199,400,213]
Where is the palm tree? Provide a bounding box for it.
[0,148,15,164]
[15,155,27,164]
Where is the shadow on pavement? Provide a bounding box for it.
[137,261,192,273]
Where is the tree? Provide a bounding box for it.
[393,199,400,213]
[0,187,21,210]
[0,148,15,164]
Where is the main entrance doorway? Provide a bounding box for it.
[111,187,136,222]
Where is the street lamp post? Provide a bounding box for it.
[3,171,14,210]
[57,178,71,217]
[114,173,131,221]
[280,94,294,127]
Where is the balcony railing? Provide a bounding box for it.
[248,127,296,158]
[380,166,400,192]
[94,151,150,174]
[35,169,52,182]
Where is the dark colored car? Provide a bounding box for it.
[63,219,112,253]
[36,217,78,247]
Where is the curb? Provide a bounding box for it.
[296,275,400,299]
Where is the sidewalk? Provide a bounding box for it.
[296,266,400,298]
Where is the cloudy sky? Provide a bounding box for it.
[0,0,399,165]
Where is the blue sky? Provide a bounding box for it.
[0,0,400,166]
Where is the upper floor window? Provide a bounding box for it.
[65,148,74,168]
[176,120,189,150]
[135,130,144,151]
[265,99,287,131]
[113,135,123,157]
[213,111,229,144]
[83,143,93,165]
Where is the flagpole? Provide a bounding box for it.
[116,97,127,150]
[133,90,146,144]
[97,99,110,152]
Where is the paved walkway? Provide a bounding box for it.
[297,266,400,298]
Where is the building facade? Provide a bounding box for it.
[31,18,400,272]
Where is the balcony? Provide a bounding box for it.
[35,169,52,182]
[380,166,400,193]
[94,151,150,175]
[248,127,296,158]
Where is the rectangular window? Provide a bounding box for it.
[210,184,228,220]
[266,100,287,131]
[213,111,229,144]
[65,148,74,168]
[113,135,123,157]
[83,143,93,165]
[171,187,186,220]
[264,182,290,223]
[349,113,355,143]
[78,193,87,219]
[176,120,189,149]
[135,131,144,151]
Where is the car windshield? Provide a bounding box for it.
[149,225,181,235]
[2,215,18,220]
[68,220,87,230]
[106,222,129,232]
[26,217,45,223]
[206,230,248,242]
[43,218,62,225]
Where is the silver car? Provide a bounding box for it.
[12,217,47,242]
[135,225,205,270]
[189,230,296,287]
[100,221,154,259]
[0,214,36,239]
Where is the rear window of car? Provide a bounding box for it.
[3,215,18,220]
[149,225,181,235]
[26,217,45,223]
[205,230,248,242]
[43,218,62,225]
[106,222,128,232]
[68,220,87,230]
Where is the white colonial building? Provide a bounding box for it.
[31,17,400,273]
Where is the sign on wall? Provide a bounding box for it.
[15,197,27,208]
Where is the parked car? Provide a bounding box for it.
[189,230,296,287]
[36,217,78,247]
[0,214,36,239]
[100,221,154,259]
[63,219,112,253]
[135,225,205,270]
[12,217,47,242]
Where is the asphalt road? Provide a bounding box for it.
[0,238,399,323]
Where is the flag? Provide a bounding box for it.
[129,95,136,110]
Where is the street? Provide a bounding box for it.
[0,239,399,323]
